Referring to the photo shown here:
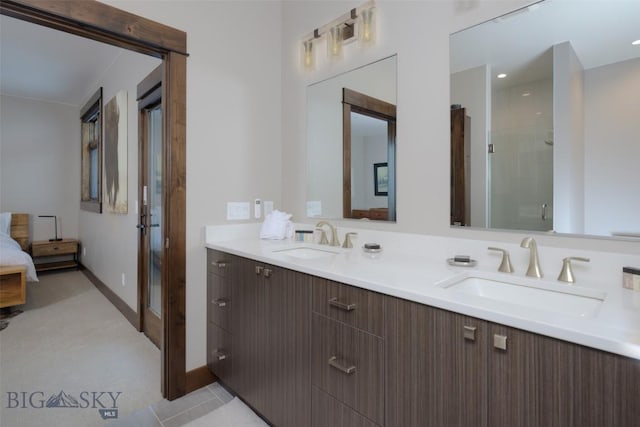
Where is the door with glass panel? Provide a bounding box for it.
[137,66,163,348]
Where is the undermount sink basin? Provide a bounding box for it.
[273,246,340,260]
[437,272,606,318]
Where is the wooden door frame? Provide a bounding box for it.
[342,88,397,220]
[0,0,188,400]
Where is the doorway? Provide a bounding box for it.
[0,0,188,400]
[138,66,163,349]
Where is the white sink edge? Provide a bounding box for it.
[436,270,607,301]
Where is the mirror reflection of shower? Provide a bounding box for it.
[489,69,554,232]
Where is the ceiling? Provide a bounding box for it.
[450,0,640,89]
[0,14,124,106]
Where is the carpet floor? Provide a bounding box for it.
[0,270,162,427]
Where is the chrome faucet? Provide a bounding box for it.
[316,221,340,247]
[520,237,543,278]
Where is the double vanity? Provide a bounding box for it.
[204,224,640,427]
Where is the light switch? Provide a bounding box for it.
[306,201,322,217]
[226,202,250,220]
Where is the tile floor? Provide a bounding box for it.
[107,382,234,427]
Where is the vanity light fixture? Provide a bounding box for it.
[303,39,315,69]
[301,0,376,70]
[497,73,507,79]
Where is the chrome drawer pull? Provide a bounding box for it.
[263,268,272,278]
[213,350,227,361]
[255,266,264,275]
[212,298,227,307]
[328,297,356,311]
[494,334,508,351]
[213,261,228,268]
[328,356,356,375]
[463,325,477,341]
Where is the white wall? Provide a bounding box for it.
[78,50,160,310]
[553,41,584,234]
[584,58,640,236]
[451,64,489,227]
[100,0,283,371]
[0,95,79,241]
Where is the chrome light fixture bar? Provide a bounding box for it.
[302,0,376,70]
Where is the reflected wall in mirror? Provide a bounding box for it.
[450,0,640,239]
[307,55,397,221]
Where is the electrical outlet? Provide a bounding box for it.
[121,273,126,287]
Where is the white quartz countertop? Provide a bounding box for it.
[205,232,640,360]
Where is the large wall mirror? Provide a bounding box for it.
[450,0,639,239]
[307,55,397,222]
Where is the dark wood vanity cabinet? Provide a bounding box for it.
[206,250,235,385]
[207,249,640,427]
[311,277,386,426]
[386,297,640,427]
[230,256,312,427]
[386,298,487,427]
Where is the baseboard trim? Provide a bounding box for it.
[186,366,217,393]
[81,265,140,330]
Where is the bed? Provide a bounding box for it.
[0,213,38,309]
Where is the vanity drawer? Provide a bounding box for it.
[208,275,231,331]
[312,277,384,337]
[312,314,384,425]
[207,323,232,383]
[207,249,233,278]
[312,386,380,427]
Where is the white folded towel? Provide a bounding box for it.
[260,210,293,240]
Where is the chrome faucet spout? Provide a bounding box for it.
[520,237,543,278]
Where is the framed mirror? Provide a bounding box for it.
[307,55,397,222]
[450,0,640,239]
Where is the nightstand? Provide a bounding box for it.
[31,239,79,272]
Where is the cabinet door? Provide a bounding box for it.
[487,323,541,427]
[230,257,261,404]
[385,297,487,427]
[260,265,312,427]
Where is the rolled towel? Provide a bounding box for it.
[260,210,293,240]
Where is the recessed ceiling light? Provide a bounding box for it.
[633,39,640,46]
[497,73,507,79]
[522,92,531,97]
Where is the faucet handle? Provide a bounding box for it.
[342,232,358,248]
[557,257,590,283]
[488,247,514,273]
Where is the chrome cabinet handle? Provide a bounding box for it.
[263,268,272,278]
[328,356,356,375]
[255,266,264,275]
[328,297,356,311]
[212,350,227,361]
[213,261,228,268]
[542,203,548,221]
[211,298,227,307]
[494,334,508,351]
[463,325,477,341]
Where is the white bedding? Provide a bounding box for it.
[0,231,38,282]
